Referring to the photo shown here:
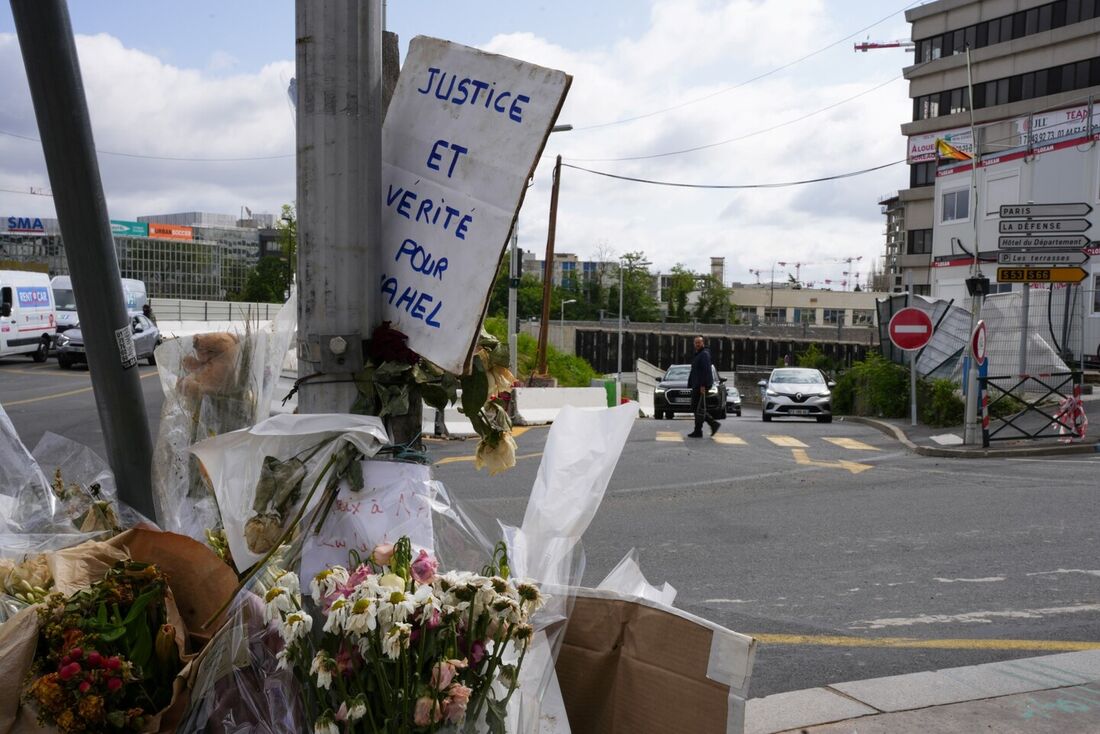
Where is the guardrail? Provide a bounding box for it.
[148,298,281,322]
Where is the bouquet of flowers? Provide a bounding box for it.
[21,561,185,733]
[264,537,544,734]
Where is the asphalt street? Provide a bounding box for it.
[1,356,1098,699]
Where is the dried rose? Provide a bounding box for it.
[368,322,419,365]
[155,624,178,668]
[474,431,517,476]
[244,513,284,554]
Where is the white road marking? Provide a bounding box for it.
[1026,569,1100,578]
[933,577,1006,583]
[703,598,756,604]
[852,603,1100,630]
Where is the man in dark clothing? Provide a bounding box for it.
[687,335,720,437]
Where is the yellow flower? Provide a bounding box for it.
[474,432,517,476]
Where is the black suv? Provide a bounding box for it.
[653,364,727,420]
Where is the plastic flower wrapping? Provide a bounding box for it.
[176,405,636,733]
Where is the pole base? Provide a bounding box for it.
[526,374,558,388]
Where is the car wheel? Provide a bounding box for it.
[31,339,48,363]
[762,413,771,422]
[817,415,833,424]
[147,352,157,366]
[58,355,72,370]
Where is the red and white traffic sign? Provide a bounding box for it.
[971,319,987,364]
[888,307,934,351]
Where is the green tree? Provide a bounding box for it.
[239,256,291,303]
[694,275,732,323]
[609,251,660,323]
[664,264,696,322]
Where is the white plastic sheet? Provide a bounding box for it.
[190,413,389,570]
[597,548,677,607]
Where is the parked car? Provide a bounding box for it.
[758,367,835,423]
[56,314,160,369]
[726,386,742,417]
[653,364,727,420]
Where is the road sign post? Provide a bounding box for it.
[888,307,934,428]
[995,266,1088,283]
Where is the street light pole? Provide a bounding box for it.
[617,262,624,404]
[560,298,576,351]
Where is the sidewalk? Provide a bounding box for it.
[746,650,1100,733]
[846,415,1100,458]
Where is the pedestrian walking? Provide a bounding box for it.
[687,335,720,438]
[142,302,157,325]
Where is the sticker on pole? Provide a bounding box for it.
[888,307,933,351]
[971,319,987,364]
[380,37,572,374]
[115,325,137,369]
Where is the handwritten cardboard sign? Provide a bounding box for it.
[380,36,571,373]
[300,461,435,584]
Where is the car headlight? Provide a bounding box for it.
[655,387,665,394]
[708,386,718,394]
[766,388,778,396]
[56,334,70,347]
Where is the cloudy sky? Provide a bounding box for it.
[0,0,917,289]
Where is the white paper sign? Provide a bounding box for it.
[300,461,435,584]
[380,36,571,373]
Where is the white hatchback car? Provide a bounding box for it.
[758,368,835,423]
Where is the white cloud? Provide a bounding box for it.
[0,0,913,289]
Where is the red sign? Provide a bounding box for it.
[888,307,934,351]
[971,320,987,364]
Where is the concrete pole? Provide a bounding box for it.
[10,0,154,519]
[296,0,383,413]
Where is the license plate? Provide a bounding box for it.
[790,408,809,415]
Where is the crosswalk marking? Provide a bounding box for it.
[656,431,683,442]
[712,434,747,446]
[822,437,879,451]
[765,435,808,448]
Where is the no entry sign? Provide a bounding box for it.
[971,319,987,364]
[888,307,934,351]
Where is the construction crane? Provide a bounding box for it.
[854,38,915,53]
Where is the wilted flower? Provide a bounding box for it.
[311,567,349,602]
[444,683,473,723]
[414,695,442,727]
[269,569,300,596]
[314,710,339,734]
[487,364,516,396]
[371,543,395,566]
[382,622,411,660]
[280,611,312,645]
[324,598,349,634]
[345,597,377,634]
[154,624,178,667]
[346,694,367,721]
[410,549,438,584]
[263,586,293,623]
[310,651,337,690]
[244,513,284,555]
[474,431,517,476]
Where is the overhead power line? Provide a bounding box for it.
[0,186,53,196]
[561,159,904,189]
[572,0,923,131]
[567,75,903,163]
[0,127,294,162]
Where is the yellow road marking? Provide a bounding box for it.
[752,633,1100,652]
[3,370,158,406]
[435,451,542,466]
[766,435,807,448]
[791,448,872,475]
[656,431,683,442]
[511,426,531,438]
[823,437,879,451]
[11,369,94,379]
[712,434,747,446]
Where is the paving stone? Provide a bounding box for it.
[744,688,877,734]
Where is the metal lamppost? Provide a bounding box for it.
[616,257,649,403]
[560,298,575,351]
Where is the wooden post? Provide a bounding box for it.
[534,155,562,379]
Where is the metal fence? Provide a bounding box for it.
[980,372,1082,446]
[148,298,282,322]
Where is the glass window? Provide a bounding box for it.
[987,18,1000,45]
[913,284,932,296]
[822,309,843,325]
[965,26,977,51]
[1076,60,1090,88]
[910,161,936,188]
[1062,63,1076,91]
[1035,68,1049,96]
[764,307,785,323]
[997,78,1010,105]
[907,229,933,255]
[1068,0,1081,23]
[942,190,970,222]
[939,90,952,115]
[977,21,990,47]
[953,29,965,54]
[1021,71,1035,99]
[919,39,932,62]
[931,35,942,59]
[1084,0,1096,20]
[1012,11,1027,39]
[1009,75,1023,103]
[1025,7,1039,34]
[1052,0,1067,28]
[1039,4,1053,30]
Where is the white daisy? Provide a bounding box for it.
[310,651,337,690]
[280,610,313,645]
[311,566,349,601]
[263,586,293,624]
[324,597,350,634]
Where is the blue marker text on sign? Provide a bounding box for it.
[385,183,474,240]
[416,68,530,123]
[16,286,51,309]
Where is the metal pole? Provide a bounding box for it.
[296,0,381,412]
[1080,283,1086,375]
[1019,283,1030,376]
[617,262,624,404]
[10,0,154,518]
[534,155,562,377]
[508,224,518,376]
[910,349,918,427]
[963,47,984,445]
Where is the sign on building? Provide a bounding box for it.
[147,223,193,240]
[110,220,149,237]
[380,36,571,374]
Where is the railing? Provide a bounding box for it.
[980,372,1083,447]
[148,298,281,322]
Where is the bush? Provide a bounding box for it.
[832,353,909,418]
[918,378,964,427]
[482,317,598,387]
[796,343,837,375]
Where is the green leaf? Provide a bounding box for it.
[460,357,489,418]
[420,382,450,412]
[346,460,364,492]
[131,620,153,670]
[374,360,413,382]
[380,385,410,418]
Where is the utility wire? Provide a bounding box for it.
[561,159,904,189]
[0,186,52,196]
[572,0,922,131]
[0,127,294,162]
[567,75,903,163]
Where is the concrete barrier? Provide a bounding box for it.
[513,387,609,425]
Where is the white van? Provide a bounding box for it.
[51,275,148,332]
[0,270,56,361]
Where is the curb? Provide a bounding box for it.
[845,416,1100,458]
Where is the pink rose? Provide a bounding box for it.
[444,684,472,723]
[346,564,371,588]
[413,696,440,727]
[372,543,395,567]
[410,549,438,584]
[431,661,457,691]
